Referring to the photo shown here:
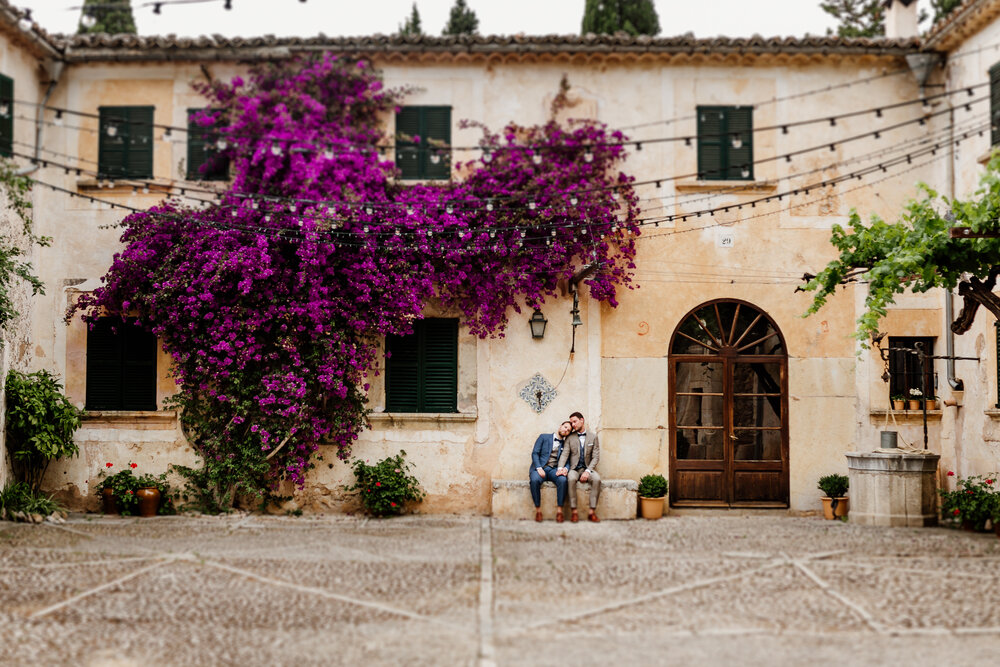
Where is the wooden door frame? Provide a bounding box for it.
[668,299,789,508]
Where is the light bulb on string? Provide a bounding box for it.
[106,125,118,138]
[482,149,492,163]
[53,110,63,126]
[584,151,594,163]
[529,202,536,211]
[446,204,454,214]
[486,201,494,212]
[288,204,297,213]
[251,200,259,210]
[142,185,150,195]
[570,197,578,206]
[731,134,743,149]
[322,148,334,160]
[216,139,228,150]
[264,214,272,222]
[18,10,32,31]
[81,12,96,28]
[741,166,750,179]
[406,204,414,215]
[429,152,441,165]
[365,206,373,215]
[532,153,542,165]
[271,143,282,156]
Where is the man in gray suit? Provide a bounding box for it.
[559,411,602,522]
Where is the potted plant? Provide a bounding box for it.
[817,473,849,520]
[96,462,141,515]
[637,474,668,519]
[891,394,906,411]
[925,395,939,410]
[907,388,923,410]
[135,472,173,517]
[347,450,425,517]
[940,471,998,532]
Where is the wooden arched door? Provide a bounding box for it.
[668,299,789,507]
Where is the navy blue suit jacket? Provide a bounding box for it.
[530,433,564,472]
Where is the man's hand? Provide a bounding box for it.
[556,467,567,477]
[580,470,591,482]
[536,467,546,478]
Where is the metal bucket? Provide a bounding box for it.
[880,431,899,449]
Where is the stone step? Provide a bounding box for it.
[491,479,638,520]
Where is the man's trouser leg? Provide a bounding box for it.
[529,467,545,507]
[587,470,602,509]
[567,469,581,509]
[544,467,567,507]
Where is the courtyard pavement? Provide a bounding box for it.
[2,511,1000,666]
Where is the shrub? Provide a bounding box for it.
[0,481,65,518]
[637,474,668,498]
[348,450,425,517]
[817,474,849,498]
[5,369,82,492]
[939,472,999,531]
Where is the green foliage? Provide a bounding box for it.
[804,158,1000,346]
[0,481,65,518]
[168,462,241,514]
[5,370,82,492]
[77,0,136,35]
[637,473,668,498]
[0,158,47,331]
[442,0,478,35]
[930,0,962,24]
[398,2,423,36]
[817,473,849,498]
[96,462,141,515]
[347,450,425,517]
[939,472,999,531]
[581,0,660,36]
[820,0,883,37]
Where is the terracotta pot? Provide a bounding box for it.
[136,487,161,517]
[907,400,922,410]
[892,400,905,411]
[101,487,119,515]
[925,400,937,410]
[821,496,849,520]
[640,496,665,520]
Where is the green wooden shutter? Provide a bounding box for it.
[991,62,1000,146]
[386,327,421,412]
[0,74,12,158]
[421,318,458,412]
[396,107,422,180]
[121,324,157,410]
[99,106,153,178]
[86,319,123,410]
[187,108,229,180]
[726,106,753,180]
[423,106,452,181]
[697,106,725,180]
[86,319,157,411]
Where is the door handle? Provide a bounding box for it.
[729,434,738,441]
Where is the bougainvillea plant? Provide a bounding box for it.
[72,54,641,508]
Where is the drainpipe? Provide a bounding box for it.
[16,60,63,177]
[945,77,964,391]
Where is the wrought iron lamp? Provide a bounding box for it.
[570,289,583,353]
[529,308,547,339]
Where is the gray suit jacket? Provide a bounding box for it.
[558,430,600,472]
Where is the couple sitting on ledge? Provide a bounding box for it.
[529,411,601,523]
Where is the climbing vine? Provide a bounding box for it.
[0,158,47,331]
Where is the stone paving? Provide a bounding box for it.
[3,512,1000,666]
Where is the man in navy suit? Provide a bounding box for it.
[530,420,573,522]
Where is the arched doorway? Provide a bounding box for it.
[668,299,789,507]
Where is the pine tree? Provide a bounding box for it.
[398,3,423,36]
[820,0,883,38]
[77,0,137,35]
[581,0,660,37]
[442,0,479,36]
[930,0,962,23]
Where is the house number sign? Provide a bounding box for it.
[716,230,735,248]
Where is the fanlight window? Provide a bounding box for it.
[672,301,783,356]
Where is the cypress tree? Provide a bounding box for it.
[819,0,884,37]
[442,0,479,36]
[399,3,423,36]
[581,0,660,37]
[930,0,962,23]
[78,0,137,35]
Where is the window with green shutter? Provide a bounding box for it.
[697,105,754,181]
[385,318,458,413]
[98,106,154,179]
[187,108,229,181]
[395,106,451,180]
[86,318,158,411]
[0,74,12,157]
[990,63,1000,146]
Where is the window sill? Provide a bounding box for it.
[869,409,942,422]
[977,148,998,165]
[674,180,778,194]
[983,409,1000,419]
[82,410,176,424]
[76,178,170,194]
[368,411,477,425]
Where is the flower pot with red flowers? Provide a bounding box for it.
[939,471,1000,532]
[818,473,849,520]
[96,462,141,516]
[134,472,173,517]
[347,450,425,517]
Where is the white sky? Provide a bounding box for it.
[15,0,937,39]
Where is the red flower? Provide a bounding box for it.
[106,462,113,468]
[391,502,397,507]
[126,490,133,495]
[967,490,973,494]
[947,471,955,476]
[375,482,381,487]
[953,508,961,515]
[988,479,994,485]
[129,463,138,469]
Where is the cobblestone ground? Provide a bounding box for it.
[3,512,1000,666]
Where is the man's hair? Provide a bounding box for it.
[560,420,573,429]
[569,411,584,421]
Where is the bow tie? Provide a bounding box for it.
[555,438,563,443]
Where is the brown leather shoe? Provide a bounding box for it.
[588,511,600,523]
[535,509,543,522]
[556,510,564,523]
[571,510,579,523]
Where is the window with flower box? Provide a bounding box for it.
[888,336,935,403]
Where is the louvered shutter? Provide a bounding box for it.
[423,107,452,181]
[726,106,753,180]
[99,107,128,178]
[697,106,725,180]
[991,63,1000,146]
[386,327,421,412]
[421,319,458,412]
[125,107,154,178]
[395,107,422,180]
[86,320,123,410]
[121,324,157,410]
[187,108,229,180]
[0,74,12,158]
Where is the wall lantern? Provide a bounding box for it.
[529,308,548,339]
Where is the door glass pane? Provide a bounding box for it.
[733,429,782,461]
[676,393,723,427]
[676,428,724,460]
[676,362,722,393]
[733,395,781,428]
[735,314,783,355]
[672,308,722,354]
[733,362,781,394]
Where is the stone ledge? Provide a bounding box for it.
[674,180,778,193]
[491,478,637,520]
[82,410,177,424]
[869,409,942,422]
[368,411,477,425]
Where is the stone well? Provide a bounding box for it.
[846,451,940,527]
